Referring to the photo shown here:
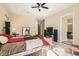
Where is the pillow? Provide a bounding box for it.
[0,34,12,39]
[0,36,9,44]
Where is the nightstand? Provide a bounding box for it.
[12,33,19,37]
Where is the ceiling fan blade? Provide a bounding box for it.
[41,3,46,6]
[42,6,48,9]
[32,6,38,8]
[32,3,40,8]
[37,3,41,6]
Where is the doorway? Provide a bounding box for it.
[60,13,74,43]
[37,20,45,36]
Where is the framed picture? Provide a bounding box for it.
[22,26,30,36]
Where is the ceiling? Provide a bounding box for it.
[4,3,76,20]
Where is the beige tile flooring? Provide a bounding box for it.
[48,42,73,56]
[44,40,73,56]
[27,40,74,56]
[30,42,73,56]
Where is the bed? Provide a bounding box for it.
[0,35,49,56]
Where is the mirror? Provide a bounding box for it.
[22,26,30,36]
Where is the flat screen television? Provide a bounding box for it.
[47,27,53,35]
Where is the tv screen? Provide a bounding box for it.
[47,27,53,35]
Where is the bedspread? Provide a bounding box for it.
[0,41,26,56]
[0,37,48,56]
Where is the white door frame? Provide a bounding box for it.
[60,12,75,42]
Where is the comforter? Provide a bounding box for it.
[0,41,26,56]
[0,37,49,56]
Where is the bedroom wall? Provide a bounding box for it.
[0,4,9,34]
[74,5,79,45]
[45,4,79,44]
[0,4,38,35]
[8,13,38,35]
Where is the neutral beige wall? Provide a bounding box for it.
[8,13,38,35]
[73,5,79,44]
[0,4,38,35]
[0,4,38,36]
[45,4,79,44]
[0,4,9,34]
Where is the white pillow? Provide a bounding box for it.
[0,36,8,44]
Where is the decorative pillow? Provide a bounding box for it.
[0,34,12,39]
[0,36,9,44]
